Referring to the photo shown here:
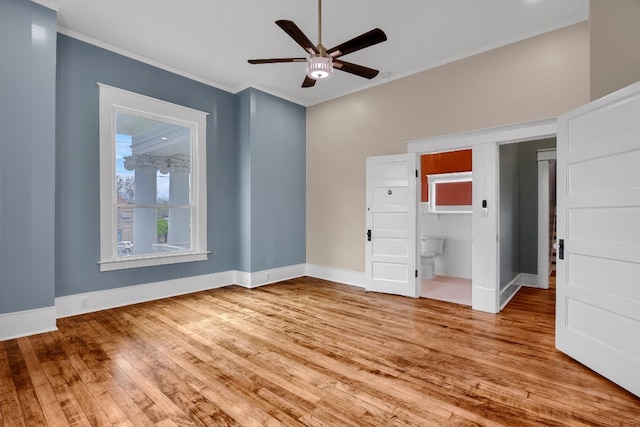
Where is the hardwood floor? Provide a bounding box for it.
[1,277,639,426]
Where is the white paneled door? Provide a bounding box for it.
[365,153,418,298]
[556,81,640,397]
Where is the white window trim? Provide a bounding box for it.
[427,171,473,214]
[98,83,208,271]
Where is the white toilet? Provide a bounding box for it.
[420,236,445,279]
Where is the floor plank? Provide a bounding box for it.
[1,277,639,426]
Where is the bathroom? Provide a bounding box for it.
[419,149,473,305]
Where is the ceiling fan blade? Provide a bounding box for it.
[327,28,387,58]
[302,76,317,88]
[276,20,319,55]
[248,58,307,64]
[333,60,380,79]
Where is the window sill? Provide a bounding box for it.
[428,211,472,215]
[99,251,209,272]
[421,203,472,215]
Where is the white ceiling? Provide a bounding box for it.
[54,0,589,106]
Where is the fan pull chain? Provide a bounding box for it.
[318,0,323,47]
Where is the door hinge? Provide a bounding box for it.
[367,229,372,241]
[415,169,418,178]
[415,270,418,278]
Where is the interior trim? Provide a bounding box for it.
[0,306,57,342]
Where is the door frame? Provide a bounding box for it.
[407,118,557,313]
[537,149,557,289]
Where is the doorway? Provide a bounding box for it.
[419,149,473,305]
[407,118,557,313]
[497,138,556,309]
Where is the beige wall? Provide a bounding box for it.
[589,0,640,101]
[307,22,590,273]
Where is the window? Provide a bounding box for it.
[427,171,472,214]
[98,84,208,271]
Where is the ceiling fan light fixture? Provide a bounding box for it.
[248,0,387,87]
[307,54,333,80]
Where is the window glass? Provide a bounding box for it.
[115,112,192,258]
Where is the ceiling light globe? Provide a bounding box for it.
[307,55,333,80]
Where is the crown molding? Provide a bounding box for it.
[57,27,236,95]
[31,0,59,12]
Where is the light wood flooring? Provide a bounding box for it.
[1,277,639,426]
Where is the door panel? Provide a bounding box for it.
[365,153,417,297]
[372,262,409,283]
[566,299,640,355]
[373,238,408,258]
[373,187,408,205]
[372,211,409,231]
[569,206,640,242]
[569,149,640,193]
[557,81,640,397]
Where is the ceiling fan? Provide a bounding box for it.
[248,0,387,88]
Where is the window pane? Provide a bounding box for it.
[157,207,191,252]
[116,207,192,257]
[435,181,472,206]
[115,112,191,205]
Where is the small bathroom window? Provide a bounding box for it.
[427,171,472,214]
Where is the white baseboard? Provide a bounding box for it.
[500,283,522,310]
[305,264,366,288]
[56,270,236,318]
[472,285,499,313]
[2,264,520,340]
[0,306,57,341]
[5,264,351,340]
[235,264,306,288]
[499,272,538,310]
[520,273,541,288]
[56,265,308,319]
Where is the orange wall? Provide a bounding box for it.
[421,149,472,202]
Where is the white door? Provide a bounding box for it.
[365,153,418,297]
[556,81,640,397]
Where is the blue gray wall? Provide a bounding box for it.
[0,2,306,314]
[237,89,306,272]
[0,0,306,314]
[499,143,520,290]
[518,138,556,274]
[0,0,57,314]
[54,35,306,297]
[55,35,241,296]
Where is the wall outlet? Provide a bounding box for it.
[81,298,89,309]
